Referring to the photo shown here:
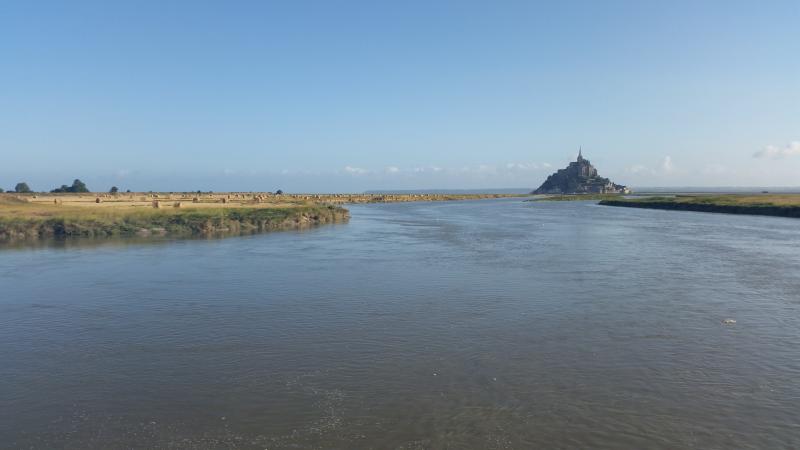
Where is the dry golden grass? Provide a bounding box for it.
[0,193,313,220]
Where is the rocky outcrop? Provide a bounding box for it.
[533,150,628,194]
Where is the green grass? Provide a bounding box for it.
[598,194,800,218]
[0,197,348,241]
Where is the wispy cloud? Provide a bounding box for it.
[343,166,369,175]
[343,163,550,177]
[625,156,676,176]
[702,164,732,175]
[661,156,674,173]
[506,162,548,171]
[753,141,800,159]
[625,164,652,175]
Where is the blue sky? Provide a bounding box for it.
[1,0,798,192]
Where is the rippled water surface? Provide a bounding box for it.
[2,198,800,449]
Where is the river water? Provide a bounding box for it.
[1,198,799,449]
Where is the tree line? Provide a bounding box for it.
[1,179,115,194]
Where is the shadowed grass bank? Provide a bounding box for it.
[599,194,800,218]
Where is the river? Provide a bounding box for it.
[1,198,799,448]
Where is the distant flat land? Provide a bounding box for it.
[599,194,800,218]
[0,192,524,242]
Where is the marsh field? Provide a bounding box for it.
[599,193,800,218]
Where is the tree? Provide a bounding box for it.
[71,179,89,193]
[275,189,284,195]
[14,182,32,193]
[50,179,90,193]
[110,186,119,194]
[0,187,4,193]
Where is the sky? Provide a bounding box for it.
[1,0,798,192]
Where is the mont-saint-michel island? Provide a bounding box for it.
[533,149,630,195]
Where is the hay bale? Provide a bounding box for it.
[95,197,101,203]
[173,202,181,208]
[221,198,227,204]
[152,200,160,208]
[192,197,199,203]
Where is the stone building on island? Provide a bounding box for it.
[533,149,630,194]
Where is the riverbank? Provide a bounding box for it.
[0,191,523,243]
[599,194,800,218]
[0,195,349,242]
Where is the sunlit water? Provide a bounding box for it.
[2,198,799,449]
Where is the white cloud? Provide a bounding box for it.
[343,166,369,175]
[702,164,731,175]
[754,141,800,159]
[340,162,551,179]
[625,164,652,175]
[624,156,676,177]
[661,156,674,173]
[506,162,546,171]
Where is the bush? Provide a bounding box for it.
[110,186,119,194]
[14,182,32,193]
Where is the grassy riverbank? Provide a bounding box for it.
[0,195,349,241]
[599,194,800,218]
